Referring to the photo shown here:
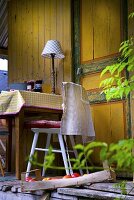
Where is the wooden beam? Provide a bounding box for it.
[21,170,114,192]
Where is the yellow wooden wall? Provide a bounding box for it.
[80,0,126,162]
[80,0,121,63]
[8,0,72,93]
[82,74,126,141]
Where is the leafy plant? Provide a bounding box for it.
[29,139,134,174]
[99,12,134,200]
[100,12,134,101]
[100,139,134,172]
[70,141,107,171]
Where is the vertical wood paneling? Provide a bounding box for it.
[80,0,121,63]
[50,0,57,39]
[62,0,72,82]
[8,0,72,91]
[14,0,19,81]
[21,0,27,80]
[94,0,121,59]
[110,102,126,142]
[12,1,17,82]
[91,102,125,163]
[56,0,64,93]
[43,0,51,91]
[32,0,39,80]
[16,0,22,81]
[38,0,45,80]
[80,0,93,62]
[8,1,12,84]
[27,0,33,80]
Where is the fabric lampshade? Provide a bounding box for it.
[41,40,65,59]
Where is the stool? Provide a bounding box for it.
[25,120,80,178]
[25,82,96,178]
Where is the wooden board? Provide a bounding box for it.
[21,170,114,191]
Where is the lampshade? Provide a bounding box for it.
[41,40,65,59]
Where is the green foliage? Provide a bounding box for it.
[29,146,56,171]
[71,139,134,174]
[70,142,107,170]
[29,139,134,173]
[100,38,134,101]
[100,139,134,172]
[100,12,134,101]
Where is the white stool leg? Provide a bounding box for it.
[58,134,70,175]
[42,133,51,176]
[69,135,83,175]
[63,135,73,175]
[26,131,39,178]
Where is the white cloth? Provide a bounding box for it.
[61,82,95,141]
[0,90,25,115]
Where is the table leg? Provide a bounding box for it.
[15,109,24,179]
[7,118,12,172]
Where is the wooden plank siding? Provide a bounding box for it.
[80,0,121,63]
[91,101,126,164]
[72,0,130,166]
[8,0,72,93]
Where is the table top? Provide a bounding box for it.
[0,90,62,116]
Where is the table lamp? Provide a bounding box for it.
[41,40,65,94]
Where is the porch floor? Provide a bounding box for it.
[0,173,134,200]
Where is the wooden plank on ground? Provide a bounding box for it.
[84,182,134,196]
[21,170,113,192]
[57,187,134,200]
[51,190,78,200]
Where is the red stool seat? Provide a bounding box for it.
[25,120,61,129]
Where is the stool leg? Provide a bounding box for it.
[42,133,51,177]
[26,132,39,178]
[63,135,73,175]
[69,135,83,175]
[58,134,70,175]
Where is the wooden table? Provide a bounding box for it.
[0,91,63,179]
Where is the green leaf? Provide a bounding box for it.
[127,64,134,71]
[74,144,84,151]
[118,62,127,73]
[100,66,111,77]
[129,12,134,19]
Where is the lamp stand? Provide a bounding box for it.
[51,53,56,94]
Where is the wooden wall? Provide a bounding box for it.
[80,0,121,63]
[8,0,72,93]
[73,0,128,165]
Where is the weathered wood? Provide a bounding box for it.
[57,187,134,200]
[51,190,78,200]
[84,182,134,196]
[21,170,113,192]
[0,191,42,200]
